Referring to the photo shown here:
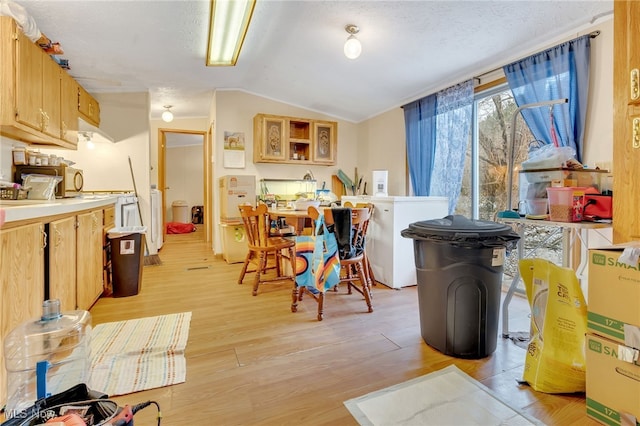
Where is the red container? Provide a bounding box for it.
[584,194,613,219]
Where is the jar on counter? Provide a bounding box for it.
[40,154,49,166]
[28,151,38,165]
[49,154,59,166]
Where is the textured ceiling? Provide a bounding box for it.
[11,0,613,123]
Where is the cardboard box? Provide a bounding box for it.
[219,175,256,220]
[588,246,640,347]
[586,333,640,425]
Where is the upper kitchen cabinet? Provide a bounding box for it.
[312,120,337,164]
[254,114,288,162]
[253,113,337,165]
[60,70,79,145]
[0,16,93,149]
[78,84,100,127]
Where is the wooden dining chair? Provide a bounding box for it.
[342,201,377,287]
[238,204,296,296]
[293,206,373,320]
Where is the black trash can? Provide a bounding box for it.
[401,215,519,359]
[108,226,147,297]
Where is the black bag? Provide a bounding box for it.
[1,383,122,426]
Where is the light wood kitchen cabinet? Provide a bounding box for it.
[48,216,77,311]
[613,1,640,243]
[60,70,79,145]
[253,113,337,165]
[0,16,90,149]
[76,210,104,310]
[312,120,337,164]
[13,24,45,135]
[78,84,100,127]
[11,20,66,143]
[0,223,46,407]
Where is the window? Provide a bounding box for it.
[457,82,562,282]
[457,83,535,220]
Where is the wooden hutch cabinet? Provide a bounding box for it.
[253,113,337,165]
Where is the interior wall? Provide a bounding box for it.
[165,144,204,221]
[357,108,407,196]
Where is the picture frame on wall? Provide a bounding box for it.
[223,131,245,168]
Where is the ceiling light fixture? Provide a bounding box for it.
[162,105,174,123]
[206,0,256,66]
[80,131,95,149]
[344,24,361,59]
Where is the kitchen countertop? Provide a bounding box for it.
[0,195,118,224]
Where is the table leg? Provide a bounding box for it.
[502,222,524,338]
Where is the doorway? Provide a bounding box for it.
[158,129,211,243]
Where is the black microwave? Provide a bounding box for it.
[14,165,84,198]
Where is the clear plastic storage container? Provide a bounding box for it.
[3,299,92,418]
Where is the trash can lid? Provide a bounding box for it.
[172,200,188,206]
[403,215,517,240]
[108,226,147,238]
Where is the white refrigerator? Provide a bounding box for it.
[342,196,449,289]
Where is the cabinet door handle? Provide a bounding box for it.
[61,121,67,138]
[42,111,50,131]
[55,227,62,247]
[633,118,640,149]
[39,108,45,131]
[41,227,48,250]
[632,69,639,101]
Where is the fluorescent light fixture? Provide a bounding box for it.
[206,0,256,66]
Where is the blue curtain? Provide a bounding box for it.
[403,95,436,196]
[503,35,591,162]
[403,80,474,213]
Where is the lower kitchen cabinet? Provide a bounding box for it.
[0,222,46,407]
[76,210,104,310]
[48,216,77,311]
[342,196,449,289]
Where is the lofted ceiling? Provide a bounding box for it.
[10,0,613,124]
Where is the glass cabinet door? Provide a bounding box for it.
[312,121,337,164]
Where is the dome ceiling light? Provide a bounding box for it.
[162,105,174,123]
[344,24,361,60]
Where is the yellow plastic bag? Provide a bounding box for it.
[519,258,587,393]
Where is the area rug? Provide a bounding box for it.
[89,312,192,396]
[344,365,544,426]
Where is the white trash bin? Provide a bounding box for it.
[172,200,189,223]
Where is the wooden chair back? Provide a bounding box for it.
[307,206,371,256]
[239,204,269,248]
[301,205,374,319]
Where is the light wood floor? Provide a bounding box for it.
[89,226,598,425]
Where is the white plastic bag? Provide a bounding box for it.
[23,174,62,200]
[521,144,576,170]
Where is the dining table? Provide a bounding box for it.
[268,207,315,235]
